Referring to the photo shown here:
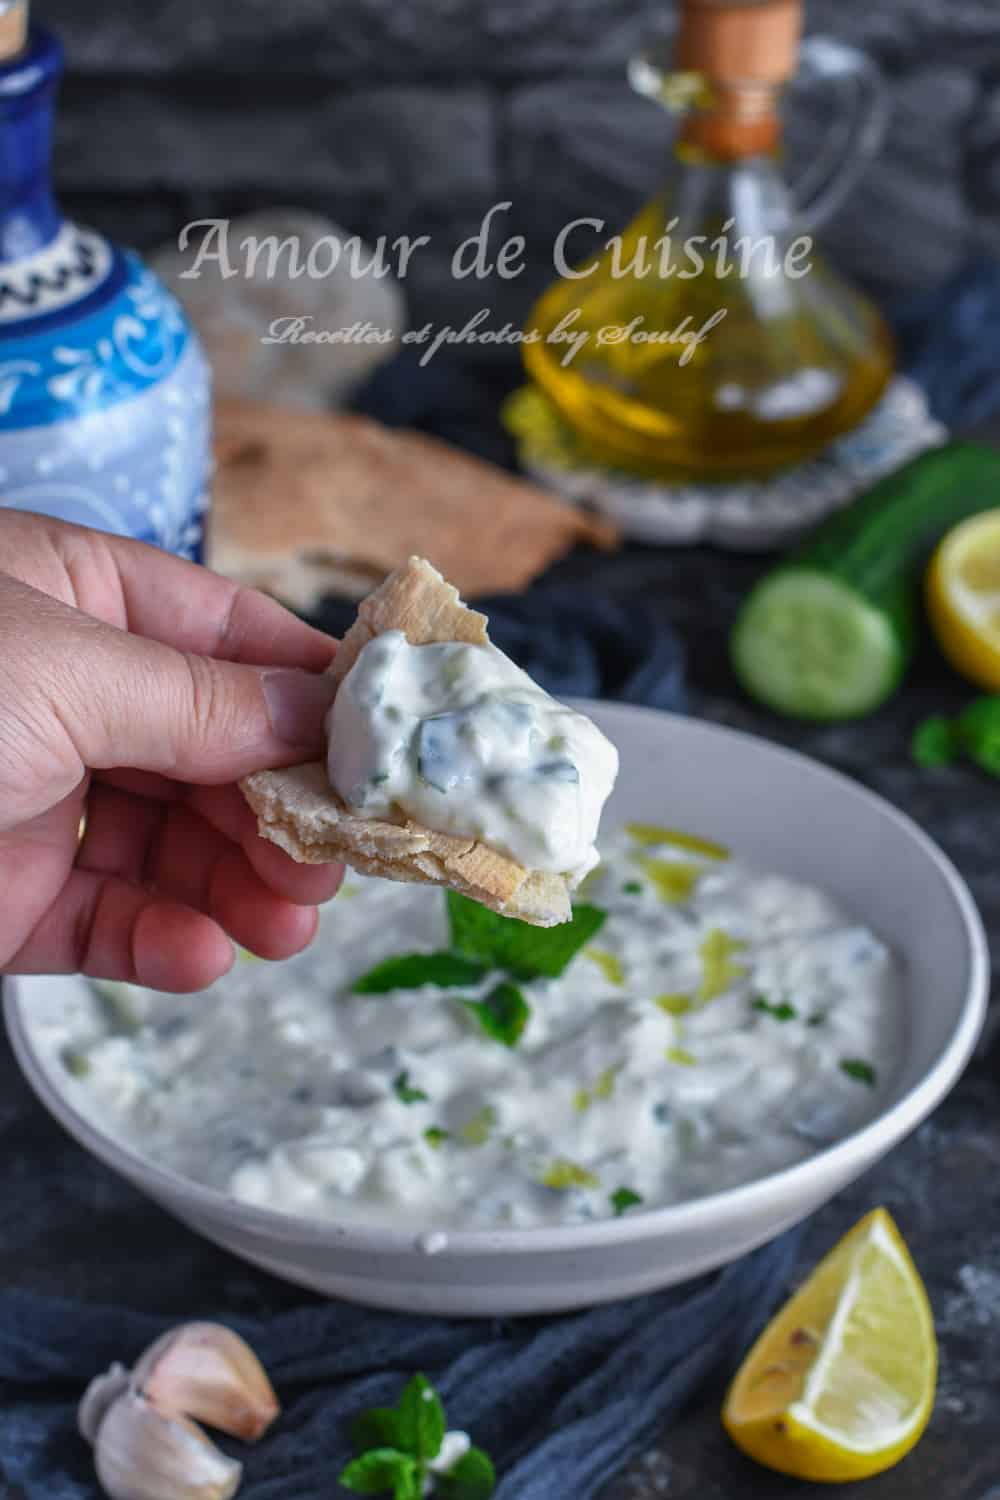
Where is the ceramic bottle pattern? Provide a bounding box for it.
[0,26,210,559]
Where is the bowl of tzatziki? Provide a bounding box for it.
[6,704,988,1316]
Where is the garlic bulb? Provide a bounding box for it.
[78,1322,279,1500]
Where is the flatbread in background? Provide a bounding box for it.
[241,557,574,927]
[209,399,618,610]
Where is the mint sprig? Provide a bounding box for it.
[912,697,1000,776]
[447,891,606,979]
[353,953,488,995]
[342,1374,495,1500]
[461,983,530,1048]
[340,1448,421,1500]
[437,1449,496,1500]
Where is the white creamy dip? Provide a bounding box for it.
[326,631,619,881]
[30,826,902,1233]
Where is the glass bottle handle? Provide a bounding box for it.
[790,37,889,231]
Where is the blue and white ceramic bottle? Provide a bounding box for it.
[0,21,210,559]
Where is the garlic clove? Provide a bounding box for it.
[132,1323,280,1442]
[94,1393,242,1500]
[79,1362,132,1444]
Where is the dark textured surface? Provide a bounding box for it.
[2,530,999,1497]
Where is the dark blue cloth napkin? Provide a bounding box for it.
[0,1228,803,1500]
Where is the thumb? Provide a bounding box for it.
[20,590,337,784]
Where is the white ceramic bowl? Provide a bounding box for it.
[5,703,989,1316]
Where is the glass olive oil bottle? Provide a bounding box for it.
[523,0,894,480]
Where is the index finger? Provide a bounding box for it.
[108,531,338,670]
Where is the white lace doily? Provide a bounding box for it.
[517,378,946,549]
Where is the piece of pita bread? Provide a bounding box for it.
[241,557,574,926]
[208,400,618,610]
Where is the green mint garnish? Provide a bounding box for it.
[610,1187,643,1216]
[752,996,798,1022]
[424,1126,450,1149]
[437,1447,496,1500]
[447,891,606,980]
[912,698,1000,776]
[353,952,488,994]
[343,1372,494,1499]
[339,1448,420,1499]
[912,714,962,768]
[958,697,1000,776]
[397,1374,446,1462]
[394,1070,429,1105]
[462,982,530,1048]
[840,1058,876,1086]
[622,880,643,894]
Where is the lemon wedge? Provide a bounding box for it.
[722,1208,936,1482]
[927,510,1000,690]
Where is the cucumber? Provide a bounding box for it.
[731,442,1000,721]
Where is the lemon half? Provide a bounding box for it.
[927,509,1000,690]
[722,1208,936,1483]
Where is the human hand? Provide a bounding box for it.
[0,511,343,992]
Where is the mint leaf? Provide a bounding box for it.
[424,1126,449,1149]
[437,1447,496,1500]
[751,996,797,1022]
[447,892,606,980]
[353,952,488,994]
[840,1058,876,1086]
[610,1187,643,1216]
[351,1409,405,1454]
[959,696,1000,776]
[394,1469,423,1500]
[622,880,643,895]
[462,983,530,1048]
[396,1373,445,1463]
[912,714,961,768]
[339,1448,417,1495]
[394,1071,429,1105]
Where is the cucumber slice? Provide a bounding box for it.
[731,569,906,721]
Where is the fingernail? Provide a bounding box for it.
[261,669,336,748]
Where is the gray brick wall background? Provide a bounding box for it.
[38,0,1000,331]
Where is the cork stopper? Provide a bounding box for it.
[677,0,801,157]
[0,0,29,61]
